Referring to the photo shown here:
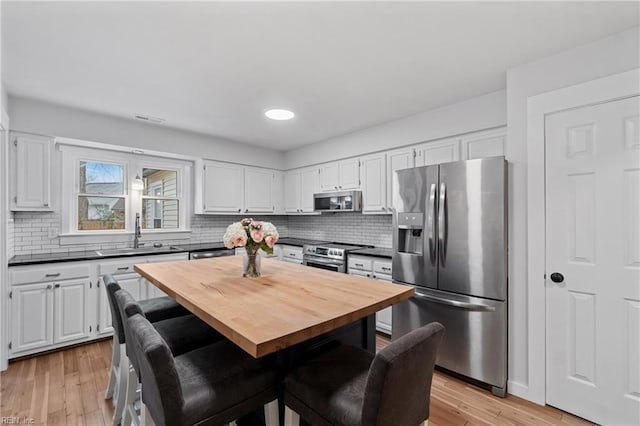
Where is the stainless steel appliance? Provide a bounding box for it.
[189,248,235,260]
[313,190,362,212]
[391,156,508,397]
[303,243,366,273]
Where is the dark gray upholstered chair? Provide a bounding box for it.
[103,273,191,426]
[126,312,280,426]
[283,322,445,426]
[114,287,226,426]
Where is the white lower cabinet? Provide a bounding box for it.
[348,255,393,335]
[10,277,91,355]
[10,282,54,353]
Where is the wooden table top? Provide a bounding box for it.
[134,256,414,358]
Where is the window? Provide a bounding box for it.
[58,143,192,242]
[77,161,125,230]
[141,168,179,230]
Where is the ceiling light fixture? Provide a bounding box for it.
[265,109,295,120]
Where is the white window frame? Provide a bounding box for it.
[58,145,192,244]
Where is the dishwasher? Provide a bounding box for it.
[189,249,235,260]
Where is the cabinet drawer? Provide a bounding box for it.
[11,264,90,285]
[372,272,392,282]
[348,256,372,271]
[99,258,146,276]
[281,245,303,261]
[373,260,392,275]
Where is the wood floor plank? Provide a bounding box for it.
[1,335,594,426]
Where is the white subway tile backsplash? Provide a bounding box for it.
[10,211,392,256]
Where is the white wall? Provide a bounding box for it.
[285,89,506,169]
[505,25,639,401]
[8,96,285,169]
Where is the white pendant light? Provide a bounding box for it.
[132,174,144,190]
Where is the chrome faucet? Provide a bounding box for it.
[134,213,142,248]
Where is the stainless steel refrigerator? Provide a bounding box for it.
[391,156,507,397]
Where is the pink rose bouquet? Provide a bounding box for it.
[223,218,279,255]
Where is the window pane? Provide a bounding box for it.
[80,161,124,194]
[142,199,179,229]
[78,196,125,230]
[143,168,177,197]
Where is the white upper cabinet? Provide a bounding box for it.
[361,153,388,214]
[283,166,319,214]
[284,170,302,213]
[319,158,360,191]
[272,170,285,214]
[197,160,244,214]
[300,166,320,212]
[386,147,415,209]
[415,137,461,167]
[11,134,53,211]
[244,166,274,214]
[461,127,506,159]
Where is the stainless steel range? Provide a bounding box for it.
[303,243,367,273]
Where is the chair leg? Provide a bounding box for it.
[264,399,279,426]
[140,395,156,426]
[284,406,300,426]
[112,344,128,426]
[122,361,138,426]
[105,335,120,399]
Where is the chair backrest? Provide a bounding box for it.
[362,322,445,426]
[126,313,184,426]
[103,274,125,344]
[114,289,146,373]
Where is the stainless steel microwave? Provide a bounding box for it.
[313,190,362,212]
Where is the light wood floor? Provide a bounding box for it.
[0,336,593,426]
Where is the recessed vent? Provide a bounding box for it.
[134,114,166,124]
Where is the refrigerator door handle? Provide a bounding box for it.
[427,183,437,266]
[414,290,496,312]
[438,182,447,266]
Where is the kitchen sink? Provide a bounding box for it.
[95,246,184,257]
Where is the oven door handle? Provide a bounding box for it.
[303,256,344,266]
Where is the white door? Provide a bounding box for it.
[11,283,53,353]
[361,153,387,213]
[53,280,90,344]
[545,95,640,425]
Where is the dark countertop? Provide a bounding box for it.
[349,247,393,259]
[276,237,330,247]
[8,237,386,266]
[8,242,231,266]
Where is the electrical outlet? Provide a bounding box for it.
[48,227,58,239]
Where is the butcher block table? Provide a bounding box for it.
[134,255,414,358]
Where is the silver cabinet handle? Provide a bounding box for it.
[381,266,391,271]
[428,183,437,267]
[46,285,52,290]
[46,273,61,277]
[237,208,241,212]
[414,291,495,312]
[54,284,60,289]
[438,182,447,267]
[245,209,249,213]
[117,266,130,271]
[355,263,363,267]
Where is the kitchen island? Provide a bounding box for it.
[134,256,414,358]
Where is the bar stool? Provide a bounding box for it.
[115,288,225,426]
[126,312,280,426]
[283,322,445,426]
[103,274,191,426]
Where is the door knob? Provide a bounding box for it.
[550,272,564,283]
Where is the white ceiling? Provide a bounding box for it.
[3,2,638,151]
